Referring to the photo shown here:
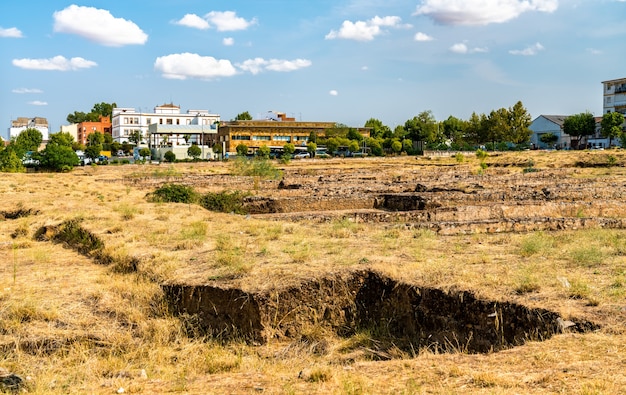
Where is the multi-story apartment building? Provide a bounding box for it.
[7,117,49,141]
[76,115,112,145]
[602,77,626,115]
[111,103,220,147]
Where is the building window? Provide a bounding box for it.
[133,117,139,124]
[124,129,129,136]
[252,135,271,141]
[176,119,180,125]
[186,119,191,125]
[124,117,128,124]
[146,118,151,125]
[232,135,251,140]
[273,135,291,141]
[166,119,173,125]
[159,118,163,124]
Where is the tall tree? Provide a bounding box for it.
[14,128,43,157]
[91,102,116,118]
[234,111,253,121]
[87,131,104,147]
[507,101,532,144]
[486,108,509,146]
[128,130,142,146]
[563,112,596,149]
[442,116,466,144]
[601,112,625,147]
[464,112,488,144]
[364,118,390,139]
[404,110,438,143]
[39,132,79,172]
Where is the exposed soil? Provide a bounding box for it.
[162,270,598,355]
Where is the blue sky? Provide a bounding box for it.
[2,0,625,137]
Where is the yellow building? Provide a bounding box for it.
[214,116,370,154]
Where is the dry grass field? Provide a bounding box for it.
[1,150,625,394]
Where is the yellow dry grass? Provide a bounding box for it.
[0,152,625,394]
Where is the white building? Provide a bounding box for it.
[602,77,626,115]
[60,124,79,143]
[7,117,49,141]
[529,115,569,149]
[111,103,220,146]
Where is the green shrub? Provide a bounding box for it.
[146,184,198,204]
[231,157,282,179]
[164,150,176,163]
[199,190,248,214]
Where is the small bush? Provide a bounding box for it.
[146,184,198,204]
[199,190,248,214]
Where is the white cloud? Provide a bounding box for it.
[449,42,488,54]
[325,15,409,41]
[414,0,558,26]
[329,90,338,96]
[236,58,312,74]
[361,66,369,71]
[174,14,210,30]
[0,27,23,38]
[12,56,97,71]
[205,11,256,31]
[509,42,545,55]
[414,32,434,41]
[53,5,148,46]
[28,101,48,106]
[154,53,237,80]
[586,48,603,55]
[223,37,235,46]
[12,88,43,94]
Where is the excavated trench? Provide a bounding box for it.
[162,270,598,355]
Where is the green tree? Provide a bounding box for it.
[325,138,339,155]
[486,108,508,147]
[563,112,596,149]
[507,101,532,144]
[234,111,253,121]
[236,143,249,156]
[256,145,270,159]
[139,147,151,161]
[91,102,116,119]
[306,142,317,157]
[187,144,201,160]
[601,112,625,147]
[0,146,25,173]
[87,131,104,147]
[164,150,176,163]
[49,132,75,147]
[465,112,488,144]
[364,118,391,139]
[346,128,363,141]
[539,133,558,147]
[128,130,142,146]
[282,143,296,159]
[348,140,360,153]
[405,111,439,144]
[85,145,101,161]
[442,116,466,145]
[14,128,43,157]
[39,135,79,172]
[391,140,402,155]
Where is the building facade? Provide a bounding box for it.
[76,115,112,145]
[529,115,570,149]
[602,77,626,115]
[111,103,220,146]
[215,112,370,154]
[7,117,49,141]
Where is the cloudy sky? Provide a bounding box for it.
[2,0,625,136]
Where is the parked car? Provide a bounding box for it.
[315,150,331,158]
[293,152,310,159]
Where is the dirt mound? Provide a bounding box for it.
[162,270,598,354]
